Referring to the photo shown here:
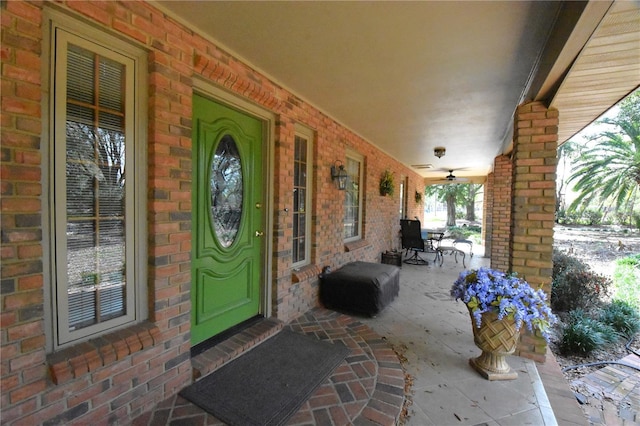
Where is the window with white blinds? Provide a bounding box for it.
[399,177,408,219]
[292,128,313,267]
[344,153,363,241]
[50,18,146,348]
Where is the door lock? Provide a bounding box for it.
[255,231,264,237]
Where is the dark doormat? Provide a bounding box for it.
[179,329,350,426]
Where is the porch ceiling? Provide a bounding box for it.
[154,1,640,182]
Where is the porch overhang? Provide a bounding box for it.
[154,0,639,183]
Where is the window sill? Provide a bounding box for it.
[291,264,322,283]
[344,239,371,252]
[47,322,161,385]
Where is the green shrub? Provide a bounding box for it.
[616,253,640,266]
[445,226,481,240]
[581,210,603,225]
[553,250,588,278]
[556,210,580,225]
[613,212,632,226]
[552,250,611,312]
[599,300,640,338]
[553,270,611,312]
[612,211,640,227]
[559,310,617,356]
[613,254,640,310]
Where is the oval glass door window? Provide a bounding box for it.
[211,135,243,247]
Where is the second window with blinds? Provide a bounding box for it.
[344,151,363,242]
[292,126,313,267]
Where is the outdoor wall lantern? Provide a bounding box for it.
[331,160,348,190]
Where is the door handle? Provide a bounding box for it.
[255,231,264,237]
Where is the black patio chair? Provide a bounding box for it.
[400,219,428,265]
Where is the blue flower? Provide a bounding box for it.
[450,267,557,342]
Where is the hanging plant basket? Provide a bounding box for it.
[379,169,395,196]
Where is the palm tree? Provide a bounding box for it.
[556,140,579,213]
[567,89,640,216]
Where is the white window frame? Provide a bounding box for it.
[399,176,408,219]
[292,125,313,267]
[344,150,364,242]
[45,10,147,350]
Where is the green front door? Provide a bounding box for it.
[191,94,264,346]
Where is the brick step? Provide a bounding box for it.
[191,317,284,381]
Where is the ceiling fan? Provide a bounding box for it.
[429,169,470,184]
[445,169,468,181]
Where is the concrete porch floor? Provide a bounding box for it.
[360,249,586,425]
[134,248,588,425]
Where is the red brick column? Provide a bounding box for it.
[482,174,493,255]
[489,156,513,272]
[511,101,558,361]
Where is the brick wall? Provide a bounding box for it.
[193,47,424,323]
[1,0,48,422]
[1,1,425,423]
